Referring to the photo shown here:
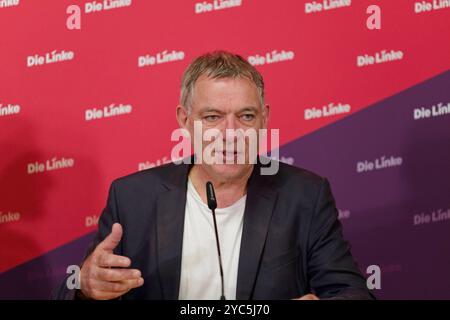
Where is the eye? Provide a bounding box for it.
[240,113,255,121]
[204,115,221,122]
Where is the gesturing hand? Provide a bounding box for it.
[79,223,144,300]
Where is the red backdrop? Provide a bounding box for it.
[1,0,450,298]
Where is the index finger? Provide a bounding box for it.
[96,252,131,268]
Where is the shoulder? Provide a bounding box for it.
[268,160,330,203]
[273,160,326,187]
[110,161,188,194]
[276,161,325,185]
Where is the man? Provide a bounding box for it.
[53,51,373,300]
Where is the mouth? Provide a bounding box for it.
[219,150,242,163]
[223,150,237,157]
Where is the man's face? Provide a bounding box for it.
[177,75,269,183]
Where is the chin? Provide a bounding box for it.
[209,163,252,182]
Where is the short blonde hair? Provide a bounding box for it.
[180,51,265,111]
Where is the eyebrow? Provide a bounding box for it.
[200,107,224,114]
[238,106,259,113]
[199,106,259,114]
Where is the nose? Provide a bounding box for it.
[222,114,239,142]
[224,114,237,130]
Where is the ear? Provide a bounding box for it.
[262,104,270,128]
[176,104,189,129]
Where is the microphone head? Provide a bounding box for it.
[206,181,217,210]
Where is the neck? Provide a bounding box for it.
[189,165,253,208]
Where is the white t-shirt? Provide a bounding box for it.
[178,178,246,300]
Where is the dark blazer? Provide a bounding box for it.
[53,159,373,300]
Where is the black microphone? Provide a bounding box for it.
[206,181,226,300]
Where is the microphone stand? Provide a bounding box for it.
[206,181,226,300]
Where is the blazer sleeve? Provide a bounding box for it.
[306,178,375,300]
[51,181,121,300]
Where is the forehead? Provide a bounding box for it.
[191,75,260,111]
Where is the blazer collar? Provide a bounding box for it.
[155,157,278,300]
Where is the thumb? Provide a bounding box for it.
[296,294,319,300]
[99,223,123,252]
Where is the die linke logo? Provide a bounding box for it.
[85,103,133,121]
[357,49,404,67]
[0,0,19,8]
[85,214,99,227]
[27,50,75,68]
[304,2,381,31]
[357,155,403,173]
[195,0,242,14]
[0,103,20,117]
[138,156,173,171]
[0,211,21,224]
[85,0,132,13]
[415,0,450,13]
[138,50,185,68]
[414,208,450,226]
[304,103,351,120]
[27,157,75,175]
[414,102,450,120]
[66,1,132,30]
[247,50,295,66]
[304,0,351,14]
[338,209,351,220]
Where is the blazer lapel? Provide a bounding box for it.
[236,162,278,300]
[156,162,190,300]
